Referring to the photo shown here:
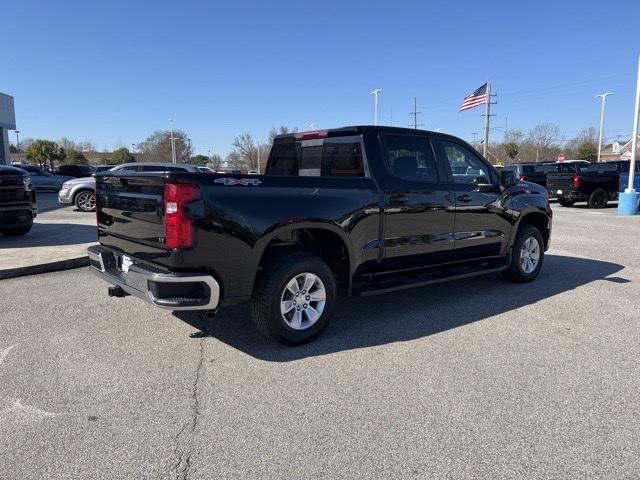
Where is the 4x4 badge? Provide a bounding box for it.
[214,178,262,186]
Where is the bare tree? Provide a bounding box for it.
[227,133,258,171]
[209,154,223,171]
[138,130,193,162]
[269,126,298,144]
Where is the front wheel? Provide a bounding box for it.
[503,224,544,283]
[75,190,96,212]
[0,220,33,237]
[250,253,337,345]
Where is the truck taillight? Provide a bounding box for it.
[164,182,200,249]
[519,175,527,182]
[572,175,582,189]
[294,129,329,140]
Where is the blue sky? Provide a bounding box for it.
[4,0,640,155]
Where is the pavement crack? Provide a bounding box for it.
[172,333,206,480]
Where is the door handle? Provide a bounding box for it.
[457,194,472,203]
[390,194,409,204]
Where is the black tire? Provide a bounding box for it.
[250,253,337,345]
[75,190,96,212]
[0,219,33,237]
[558,198,575,207]
[502,224,545,283]
[587,189,608,209]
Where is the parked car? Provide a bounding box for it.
[95,165,117,173]
[16,165,74,191]
[59,162,203,212]
[547,160,640,208]
[56,164,96,178]
[0,165,37,236]
[87,126,552,345]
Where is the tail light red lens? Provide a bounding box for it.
[519,175,527,182]
[572,175,582,190]
[164,182,200,249]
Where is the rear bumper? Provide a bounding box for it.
[87,245,220,310]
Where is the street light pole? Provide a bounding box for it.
[14,130,20,163]
[595,92,613,163]
[371,89,382,125]
[169,118,176,164]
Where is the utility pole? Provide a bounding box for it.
[371,89,382,125]
[410,97,423,129]
[595,92,613,162]
[482,82,496,158]
[472,132,477,144]
[169,118,176,164]
[504,117,508,145]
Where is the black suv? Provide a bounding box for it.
[56,164,96,178]
[0,165,37,236]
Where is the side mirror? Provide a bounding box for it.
[500,170,518,187]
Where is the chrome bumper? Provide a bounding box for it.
[87,245,220,310]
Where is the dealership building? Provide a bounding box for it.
[0,92,16,165]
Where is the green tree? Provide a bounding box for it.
[111,147,135,164]
[504,142,520,160]
[576,141,597,161]
[190,154,209,166]
[66,149,88,164]
[26,140,66,170]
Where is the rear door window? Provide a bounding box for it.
[382,135,439,182]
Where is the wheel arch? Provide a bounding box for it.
[253,223,355,296]
[514,209,551,250]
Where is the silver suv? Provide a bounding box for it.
[58,162,202,212]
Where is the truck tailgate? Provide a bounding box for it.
[546,174,574,194]
[96,174,167,248]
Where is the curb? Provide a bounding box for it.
[0,256,90,280]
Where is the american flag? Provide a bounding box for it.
[459,83,488,112]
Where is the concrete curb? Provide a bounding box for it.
[0,256,89,280]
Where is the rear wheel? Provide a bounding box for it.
[503,224,544,283]
[250,253,336,345]
[588,189,609,209]
[75,190,96,212]
[558,198,575,207]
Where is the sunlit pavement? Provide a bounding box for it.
[1,205,638,479]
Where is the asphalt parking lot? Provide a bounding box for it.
[1,204,639,479]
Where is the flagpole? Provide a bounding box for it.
[483,82,491,158]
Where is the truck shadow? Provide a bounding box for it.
[0,223,97,248]
[174,254,626,362]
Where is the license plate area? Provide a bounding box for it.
[118,255,134,273]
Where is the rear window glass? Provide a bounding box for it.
[521,165,537,175]
[266,138,365,178]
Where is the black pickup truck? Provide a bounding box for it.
[0,165,37,236]
[547,160,639,208]
[88,126,552,344]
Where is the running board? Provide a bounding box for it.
[353,265,508,297]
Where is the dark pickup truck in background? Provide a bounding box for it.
[547,160,640,208]
[503,160,590,196]
[88,126,552,344]
[0,165,37,236]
